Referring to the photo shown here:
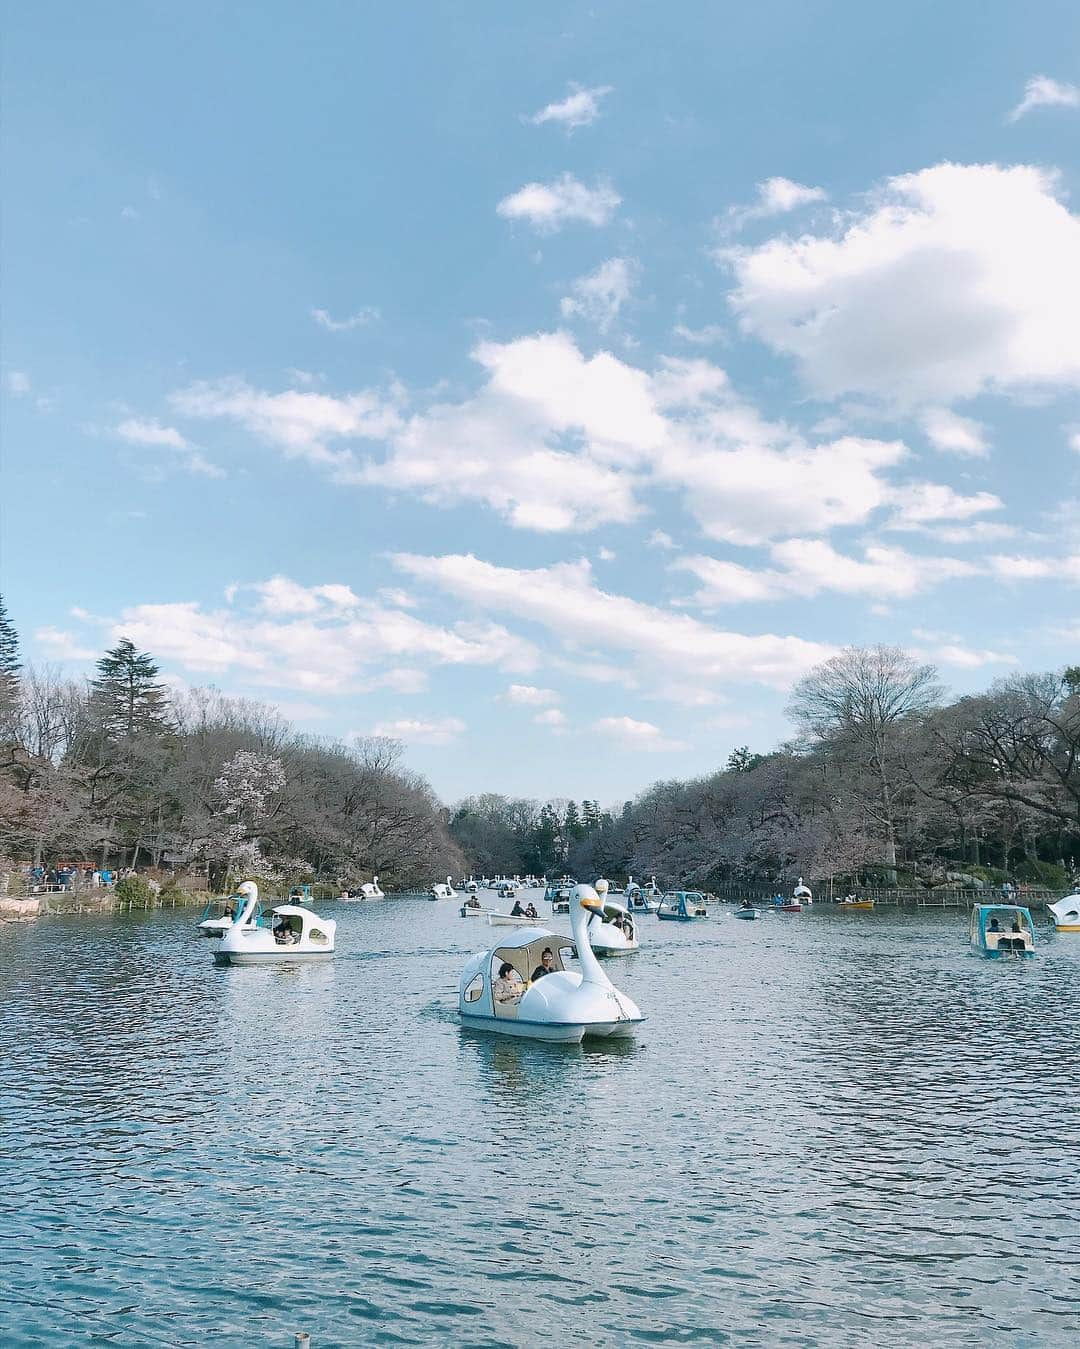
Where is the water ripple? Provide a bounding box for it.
[1,902,1077,1345]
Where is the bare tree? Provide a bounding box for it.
[787,645,942,878]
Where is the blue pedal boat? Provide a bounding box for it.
[969,904,1035,958]
[657,890,709,921]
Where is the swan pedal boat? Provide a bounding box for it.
[587,883,639,954]
[209,882,336,964]
[969,904,1035,958]
[458,884,644,1043]
[1048,893,1080,932]
[430,876,457,900]
[343,876,383,901]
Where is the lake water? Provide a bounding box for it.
[1,897,1078,1347]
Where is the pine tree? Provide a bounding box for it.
[90,638,171,738]
[0,594,19,683]
[0,594,20,728]
[563,799,585,843]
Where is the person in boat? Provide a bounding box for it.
[524,902,538,919]
[493,962,523,1002]
[466,895,481,909]
[1011,917,1023,933]
[223,901,235,918]
[510,899,526,917]
[988,917,1001,933]
[273,917,296,945]
[531,948,556,981]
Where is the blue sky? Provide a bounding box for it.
[3,1,1079,804]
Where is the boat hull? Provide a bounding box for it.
[733,910,758,920]
[215,949,335,965]
[458,1012,641,1043]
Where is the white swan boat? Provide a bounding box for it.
[196,896,239,939]
[430,875,457,900]
[342,876,383,901]
[1049,893,1080,932]
[793,878,813,905]
[458,883,644,1043]
[586,880,639,955]
[210,882,336,964]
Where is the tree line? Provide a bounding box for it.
[1,593,1077,894]
[0,598,463,890]
[443,647,1080,893]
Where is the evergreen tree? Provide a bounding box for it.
[0,594,19,683]
[564,799,585,843]
[90,638,171,738]
[529,803,562,873]
[726,746,765,773]
[582,799,602,832]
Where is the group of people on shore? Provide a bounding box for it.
[25,863,123,893]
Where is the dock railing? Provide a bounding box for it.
[709,883,1067,909]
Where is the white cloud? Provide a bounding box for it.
[887,482,1002,528]
[987,554,1054,580]
[1009,75,1080,122]
[560,257,638,331]
[115,416,225,478]
[392,551,836,699]
[496,174,620,231]
[361,332,657,532]
[371,716,466,745]
[662,432,909,546]
[528,84,613,130]
[920,407,989,457]
[120,205,140,221]
[106,577,538,695]
[914,642,1018,669]
[728,176,827,230]
[675,539,976,605]
[34,626,97,662]
[597,546,616,562]
[648,530,677,550]
[5,370,31,397]
[1069,430,1080,454]
[534,707,568,730]
[726,162,1080,405]
[117,417,188,449]
[311,306,380,332]
[168,333,992,549]
[672,323,727,345]
[910,520,1019,545]
[502,684,561,706]
[170,376,401,472]
[594,715,687,752]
